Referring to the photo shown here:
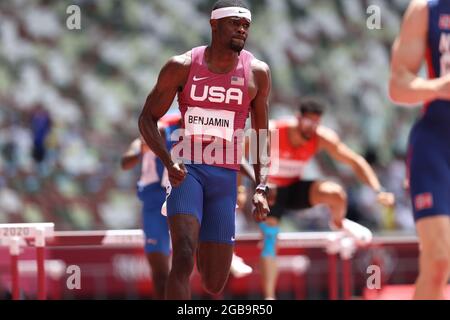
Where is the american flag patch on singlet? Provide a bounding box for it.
[231,76,244,86]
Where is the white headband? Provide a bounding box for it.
[211,7,251,22]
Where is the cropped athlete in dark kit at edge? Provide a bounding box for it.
[389,0,450,300]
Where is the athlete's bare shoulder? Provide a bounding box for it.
[159,50,192,89]
[168,50,192,68]
[317,125,340,145]
[250,58,270,77]
[249,58,271,99]
[164,51,191,75]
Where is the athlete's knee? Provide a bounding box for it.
[153,268,169,280]
[202,276,227,295]
[259,222,279,258]
[319,182,347,207]
[152,269,169,288]
[149,262,170,280]
[423,255,450,286]
[312,181,346,207]
[329,185,347,206]
[171,240,195,275]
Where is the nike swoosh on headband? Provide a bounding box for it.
[211,7,252,22]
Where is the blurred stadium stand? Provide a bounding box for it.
[0,0,418,233]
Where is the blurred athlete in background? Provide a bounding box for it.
[258,97,395,300]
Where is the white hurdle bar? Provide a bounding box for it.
[0,223,54,300]
[240,230,367,300]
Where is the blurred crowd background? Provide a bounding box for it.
[0,0,420,234]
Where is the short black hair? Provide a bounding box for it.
[299,97,327,115]
[212,0,249,11]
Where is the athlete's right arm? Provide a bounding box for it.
[138,53,190,186]
[389,0,450,105]
[250,59,272,222]
[239,158,256,184]
[121,138,141,170]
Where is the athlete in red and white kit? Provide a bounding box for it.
[258,97,395,300]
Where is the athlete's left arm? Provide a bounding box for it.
[318,126,395,206]
[250,59,272,221]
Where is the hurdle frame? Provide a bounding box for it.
[0,223,54,300]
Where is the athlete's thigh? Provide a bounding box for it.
[146,252,170,274]
[196,166,236,282]
[416,216,450,260]
[167,167,204,223]
[199,166,237,244]
[167,169,204,254]
[168,214,200,256]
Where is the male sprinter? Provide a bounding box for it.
[124,114,254,298]
[259,97,395,300]
[138,0,271,299]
